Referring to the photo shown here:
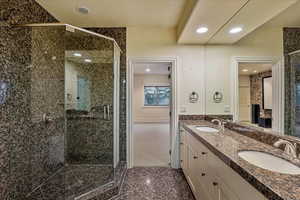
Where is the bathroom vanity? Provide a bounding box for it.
[180,120,300,200]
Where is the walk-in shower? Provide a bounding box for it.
[11,24,122,200]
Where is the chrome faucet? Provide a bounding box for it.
[274,139,298,158]
[211,119,226,132]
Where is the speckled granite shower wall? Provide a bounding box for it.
[250,70,272,118]
[0,1,61,199]
[87,28,127,161]
[65,62,114,164]
[283,28,300,136]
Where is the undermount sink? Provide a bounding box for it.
[238,151,300,175]
[195,126,219,133]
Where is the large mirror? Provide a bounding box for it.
[237,63,273,130]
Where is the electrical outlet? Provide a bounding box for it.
[224,105,230,113]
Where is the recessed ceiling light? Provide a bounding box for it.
[85,59,92,63]
[77,7,89,14]
[242,69,248,72]
[73,53,82,57]
[196,27,208,34]
[229,27,243,34]
[253,70,257,73]
[145,68,151,72]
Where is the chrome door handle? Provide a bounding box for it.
[103,105,107,120]
[107,104,110,120]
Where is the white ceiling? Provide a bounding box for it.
[134,62,171,75]
[263,0,300,28]
[239,63,272,75]
[36,0,300,44]
[36,0,186,28]
[178,0,298,44]
[177,0,249,44]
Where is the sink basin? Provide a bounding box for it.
[195,126,219,133]
[238,151,300,174]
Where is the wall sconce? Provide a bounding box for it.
[213,91,223,103]
[189,91,199,103]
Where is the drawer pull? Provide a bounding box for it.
[180,142,184,145]
[193,156,198,159]
[213,182,218,186]
[201,173,206,176]
[201,152,207,155]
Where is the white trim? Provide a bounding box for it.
[113,44,120,167]
[127,57,179,168]
[231,56,284,134]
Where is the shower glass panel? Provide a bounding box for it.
[64,26,115,197]
[290,51,300,138]
[20,24,120,200]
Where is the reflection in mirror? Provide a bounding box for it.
[237,62,273,131]
[290,52,300,137]
[65,50,113,113]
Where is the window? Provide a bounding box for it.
[144,86,170,106]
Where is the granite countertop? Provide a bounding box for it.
[180,120,300,200]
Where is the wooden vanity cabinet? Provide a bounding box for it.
[180,126,267,200]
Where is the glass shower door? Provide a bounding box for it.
[64,27,116,198]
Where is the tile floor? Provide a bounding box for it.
[133,123,170,167]
[113,167,195,200]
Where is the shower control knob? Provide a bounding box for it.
[43,113,53,123]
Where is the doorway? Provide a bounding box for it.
[127,58,178,168]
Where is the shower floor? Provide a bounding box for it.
[30,165,114,200]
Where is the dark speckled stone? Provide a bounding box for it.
[114,167,195,200]
[283,28,300,136]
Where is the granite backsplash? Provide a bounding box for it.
[179,115,300,155]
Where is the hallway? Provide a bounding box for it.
[133,123,170,167]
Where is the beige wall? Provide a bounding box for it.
[127,26,283,115]
[133,74,170,123]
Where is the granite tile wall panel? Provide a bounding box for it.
[283,28,300,136]
[0,1,60,199]
[86,28,127,161]
[0,0,58,25]
[29,26,66,190]
[66,118,113,164]
[250,70,272,118]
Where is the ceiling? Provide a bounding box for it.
[238,63,272,75]
[177,0,298,44]
[134,62,171,75]
[36,0,300,44]
[36,0,186,28]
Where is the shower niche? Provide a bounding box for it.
[17,24,122,200]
